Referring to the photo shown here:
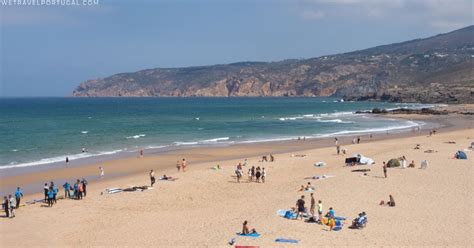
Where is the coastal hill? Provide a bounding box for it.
[73,26,474,103]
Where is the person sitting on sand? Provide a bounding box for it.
[305,182,315,191]
[408,160,415,168]
[414,144,421,149]
[161,174,172,180]
[242,220,257,234]
[380,195,396,207]
[298,185,305,192]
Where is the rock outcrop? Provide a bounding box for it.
[73,26,474,103]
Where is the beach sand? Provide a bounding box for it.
[0,118,473,247]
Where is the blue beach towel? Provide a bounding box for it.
[333,226,342,231]
[275,238,299,243]
[334,216,346,221]
[237,232,261,238]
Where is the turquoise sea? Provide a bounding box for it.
[0,97,431,170]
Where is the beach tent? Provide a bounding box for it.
[387,159,400,168]
[455,151,467,159]
[354,154,375,165]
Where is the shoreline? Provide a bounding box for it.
[0,114,472,246]
[1,112,472,198]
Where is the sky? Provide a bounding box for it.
[0,0,472,97]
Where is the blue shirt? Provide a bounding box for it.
[74,184,78,190]
[63,183,70,190]
[15,189,23,198]
[329,209,335,217]
[52,186,58,194]
[48,190,55,198]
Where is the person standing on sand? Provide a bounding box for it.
[296,195,306,220]
[383,161,388,178]
[181,158,187,172]
[43,183,49,202]
[335,137,338,146]
[318,200,323,222]
[47,188,54,207]
[176,160,181,172]
[66,156,69,165]
[8,195,15,218]
[99,166,104,178]
[77,179,83,200]
[15,187,23,209]
[3,196,9,218]
[255,167,261,183]
[52,182,58,204]
[63,182,70,199]
[261,168,266,183]
[357,136,361,144]
[139,149,144,158]
[81,179,88,197]
[150,170,156,187]
[310,193,316,217]
[336,145,340,155]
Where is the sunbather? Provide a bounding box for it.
[379,195,396,207]
[241,220,257,234]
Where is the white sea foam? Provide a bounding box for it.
[81,131,89,134]
[202,137,230,143]
[0,149,124,170]
[316,119,355,124]
[126,134,146,139]
[313,120,422,138]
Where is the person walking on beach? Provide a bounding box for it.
[81,179,88,197]
[150,170,156,187]
[310,193,316,217]
[383,161,388,178]
[176,160,181,172]
[8,195,15,218]
[336,145,341,155]
[63,182,71,199]
[261,168,266,183]
[334,137,338,146]
[43,183,49,202]
[357,136,361,144]
[47,188,54,207]
[15,187,23,209]
[181,158,187,172]
[3,196,9,218]
[99,166,104,178]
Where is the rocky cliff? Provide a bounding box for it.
[73,26,474,103]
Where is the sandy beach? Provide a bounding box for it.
[0,114,473,247]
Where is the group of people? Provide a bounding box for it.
[235,162,266,183]
[176,158,187,172]
[60,179,88,203]
[2,187,23,218]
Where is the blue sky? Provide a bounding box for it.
[1,0,472,96]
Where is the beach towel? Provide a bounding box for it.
[106,188,123,194]
[332,226,342,231]
[275,238,299,243]
[237,232,261,238]
[314,162,326,167]
[310,175,334,180]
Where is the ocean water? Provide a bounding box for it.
[0,97,430,170]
